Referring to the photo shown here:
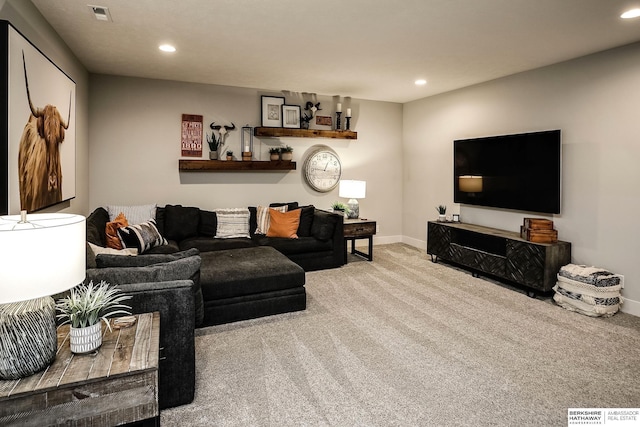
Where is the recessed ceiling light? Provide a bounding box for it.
[621,8,640,19]
[159,44,176,53]
[415,79,427,86]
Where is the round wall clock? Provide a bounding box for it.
[303,147,342,193]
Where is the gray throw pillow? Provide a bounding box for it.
[96,248,200,268]
[86,255,201,286]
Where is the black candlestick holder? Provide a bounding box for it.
[345,116,351,131]
[336,111,342,131]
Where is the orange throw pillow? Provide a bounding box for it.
[105,212,129,249]
[267,209,301,239]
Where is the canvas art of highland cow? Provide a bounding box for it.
[1,21,76,214]
[19,52,71,212]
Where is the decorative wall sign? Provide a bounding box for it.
[181,114,203,157]
[316,115,332,127]
[1,21,77,214]
[261,96,285,127]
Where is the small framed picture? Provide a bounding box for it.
[261,96,285,127]
[452,214,460,222]
[282,105,301,128]
[315,115,332,129]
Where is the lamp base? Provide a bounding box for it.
[346,198,360,219]
[0,296,57,380]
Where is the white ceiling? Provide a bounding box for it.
[32,0,640,103]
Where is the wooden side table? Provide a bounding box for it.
[0,312,160,427]
[343,218,377,262]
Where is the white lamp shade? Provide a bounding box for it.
[458,175,483,193]
[339,180,366,199]
[0,213,86,304]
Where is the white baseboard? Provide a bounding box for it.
[370,235,639,318]
[402,235,426,250]
[621,296,640,317]
[372,235,403,245]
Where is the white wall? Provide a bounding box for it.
[403,42,640,314]
[1,0,89,214]
[88,75,403,240]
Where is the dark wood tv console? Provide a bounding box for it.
[427,221,571,295]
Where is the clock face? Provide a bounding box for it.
[303,148,342,192]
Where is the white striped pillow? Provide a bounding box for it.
[214,208,251,239]
[107,204,156,225]
[255,205,287,235]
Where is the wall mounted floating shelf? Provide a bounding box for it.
[179,160,296,171]
[254,127,357,140]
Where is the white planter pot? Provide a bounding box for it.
[281,152,293,161]
[70,322,102,354]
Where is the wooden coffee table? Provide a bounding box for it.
[343,218,377,262]
[0,312,160,427]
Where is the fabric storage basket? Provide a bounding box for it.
[553,264,622,317]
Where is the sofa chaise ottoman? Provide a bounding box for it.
[199,246,306,326]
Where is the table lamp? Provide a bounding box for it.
[0,211,85,380]
[339,180,366,219]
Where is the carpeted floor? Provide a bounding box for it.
[161,243,640,426]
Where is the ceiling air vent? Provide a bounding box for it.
[88,5,112,22]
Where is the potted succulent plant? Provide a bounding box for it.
[226,150,233,161]
[280,145,294,161]
[56,281,131,354]
[435,205,447,221]
[206,132,219,160]
[332,202,350,217]
[269,147,281,161]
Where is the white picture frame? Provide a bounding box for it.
[261,95,285,127]
[282,105,301,129]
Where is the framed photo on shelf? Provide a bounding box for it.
[261,95,285,127]
[282,105,301,129]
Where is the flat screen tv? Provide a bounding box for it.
[454,130,561,214]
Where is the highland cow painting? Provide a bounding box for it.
[1,21,76,214]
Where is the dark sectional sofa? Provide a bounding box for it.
[155,202,345,272]
[83,202,344,409]
[87,202,344,271]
